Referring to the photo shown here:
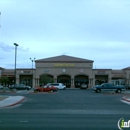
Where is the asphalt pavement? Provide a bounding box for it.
[0,89,130,130]
[0,89,130,108]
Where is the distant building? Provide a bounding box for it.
[0,55,130,88]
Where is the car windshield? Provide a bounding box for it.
[44,85,50,88]
[51,84,59,86]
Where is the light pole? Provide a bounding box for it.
[30,58,36,87]
[14,43,19,85]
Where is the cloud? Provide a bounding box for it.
[0,0,130,69]
[18,47,29,52]
[0,42,29,52]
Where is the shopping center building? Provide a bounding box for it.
[0,55,130,88]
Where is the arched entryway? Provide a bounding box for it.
[39,74,53,85]
[57,75,71,88]
[74,75,89,88]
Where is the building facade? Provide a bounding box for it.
[0,55,130,88]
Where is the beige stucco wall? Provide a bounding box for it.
[14,61,130,88]
[35,62,93,78]
[36,62,93,68]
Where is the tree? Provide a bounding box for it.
[0,77,9,86]
[40,75,53,85]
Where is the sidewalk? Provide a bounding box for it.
[0,96,25,108]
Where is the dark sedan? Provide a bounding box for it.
[9,84,31,90]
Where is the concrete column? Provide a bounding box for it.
[36,79,38,85]
[92,78,95,86]
[34,79,36,86]
[32,78,35,88]
[16,78,19,84]
[37,78,39,85]
[37,79,38,85]
[54,78,57,83]
[53,75,57,83]
[108,78,111,83]
[126,78,129,84]
[71,76,74,88]
[89,78,92,88]
[35,79,37,86]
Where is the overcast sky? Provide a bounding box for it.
[0,0,130,69]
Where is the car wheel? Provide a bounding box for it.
[117,89,121,93]
[97,89,101,93]
[50,90,54,92]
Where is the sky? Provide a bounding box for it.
[0,0,130,69]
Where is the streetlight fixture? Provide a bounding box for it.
[30,58,36,87]
[14,43,19,85]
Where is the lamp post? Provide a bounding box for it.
[30,58,36,87]
[14,43,19,85]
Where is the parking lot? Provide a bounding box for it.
[0,89,130,130]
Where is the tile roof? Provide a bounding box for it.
[35,55,94,63]
[122,66,130,70]
[0,67,4,70]
[111,70,125,74]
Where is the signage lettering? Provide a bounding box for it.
[23,71,30,73]
[54,63,75,67]
[98,71,106,74]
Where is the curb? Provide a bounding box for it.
[29,91,58,94]
[5,97,25,107]
[0,96,26,108]
[122,96,130,102]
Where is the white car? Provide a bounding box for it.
[80,83,88,89]
[0,85,4,89]
[45,83,66,90]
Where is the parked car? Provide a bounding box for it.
[0,85,4,89]
[9,84,31,90]
[45,83,66,90]
[92,83,126,93]
[80,83,88,89]
[34,85,57,92]
[125,84,130,89]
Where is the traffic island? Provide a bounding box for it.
[0,96,25,108]
[121,96,130,105]
[122,96,130,102]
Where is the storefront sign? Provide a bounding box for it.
[97,71,106,74]
[2,74,14,77]
[54,63,75,67]
[21,71,31,73]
